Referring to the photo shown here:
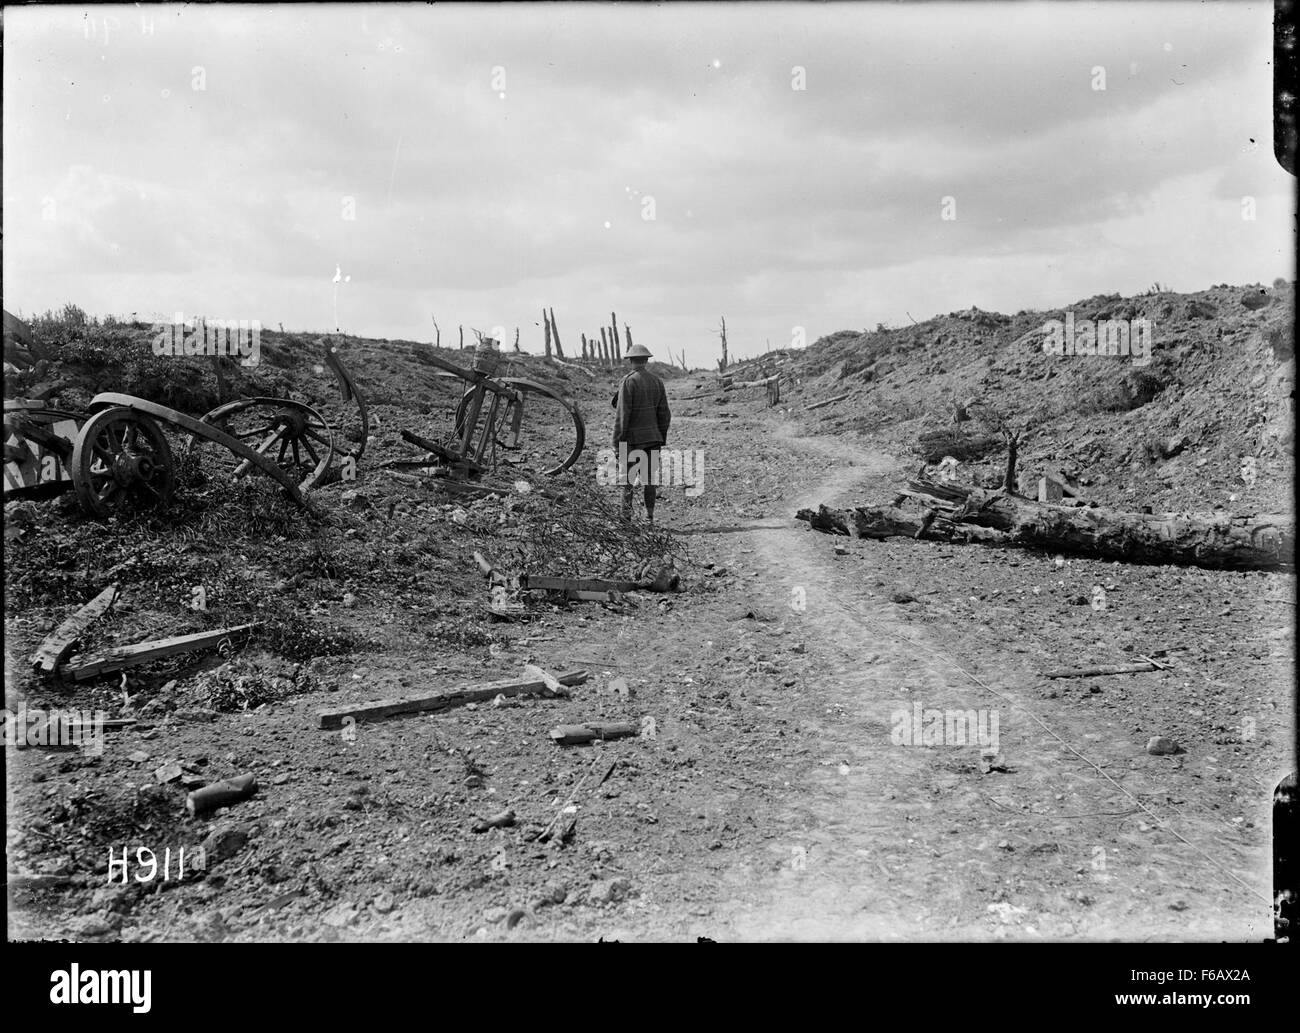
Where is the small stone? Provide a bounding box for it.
[372,891,395,914]
[1146,736,1180,756]
[71,915,114,938]
[127,751,150,764]
[483,906,508,924]
[154,761,183,784]
[536,882,567,907]
[91,885,134,912]
[201,824,249,863]
[342,592,358,609]
[587,877,633,905]
[1163,434,1191,458]
[891,592,917,604]
[322,902,357,927]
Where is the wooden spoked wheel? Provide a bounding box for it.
[71,406,176,517]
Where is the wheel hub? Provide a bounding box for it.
[112,450,154,485]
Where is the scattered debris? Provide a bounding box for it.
[536,757,617,843]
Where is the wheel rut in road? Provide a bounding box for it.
[688,427,1271,940]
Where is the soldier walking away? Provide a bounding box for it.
[611,342,671,522]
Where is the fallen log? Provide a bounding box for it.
[31,583,119,676]
[903,479,1294,570]
[63,623,260,681]
[795,504,1007,544]
[317,669,589,729]
[806,393,849,412]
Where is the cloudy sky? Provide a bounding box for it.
[3,2,1293,366]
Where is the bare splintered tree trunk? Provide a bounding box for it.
[459,325,464,349]
[610,313,622,361]
[600,327,610,366]
[1004,433,1020,491]
[432,316,440,348]
[514,327,520,352]
[624,324,633,351]
[718,316,728,371]
[549,307,564,359]
[543,308,552,358]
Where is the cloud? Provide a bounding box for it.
[2,2,1291,365]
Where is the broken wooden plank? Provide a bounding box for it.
[31,583,119,676]
[806,393,849,411]
[63,623,260,681]
[549,720,640,746]
[316,668,589,729]
[1043,663,1163,679]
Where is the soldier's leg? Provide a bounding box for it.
[644,447,659,522]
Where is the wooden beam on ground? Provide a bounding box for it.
[63,623,260,681]
[1043,663,1164,679]
[316,669,590,729]
[806,393,849,411]
[31,583,119,676]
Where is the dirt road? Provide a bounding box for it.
[597,403,1279,941]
